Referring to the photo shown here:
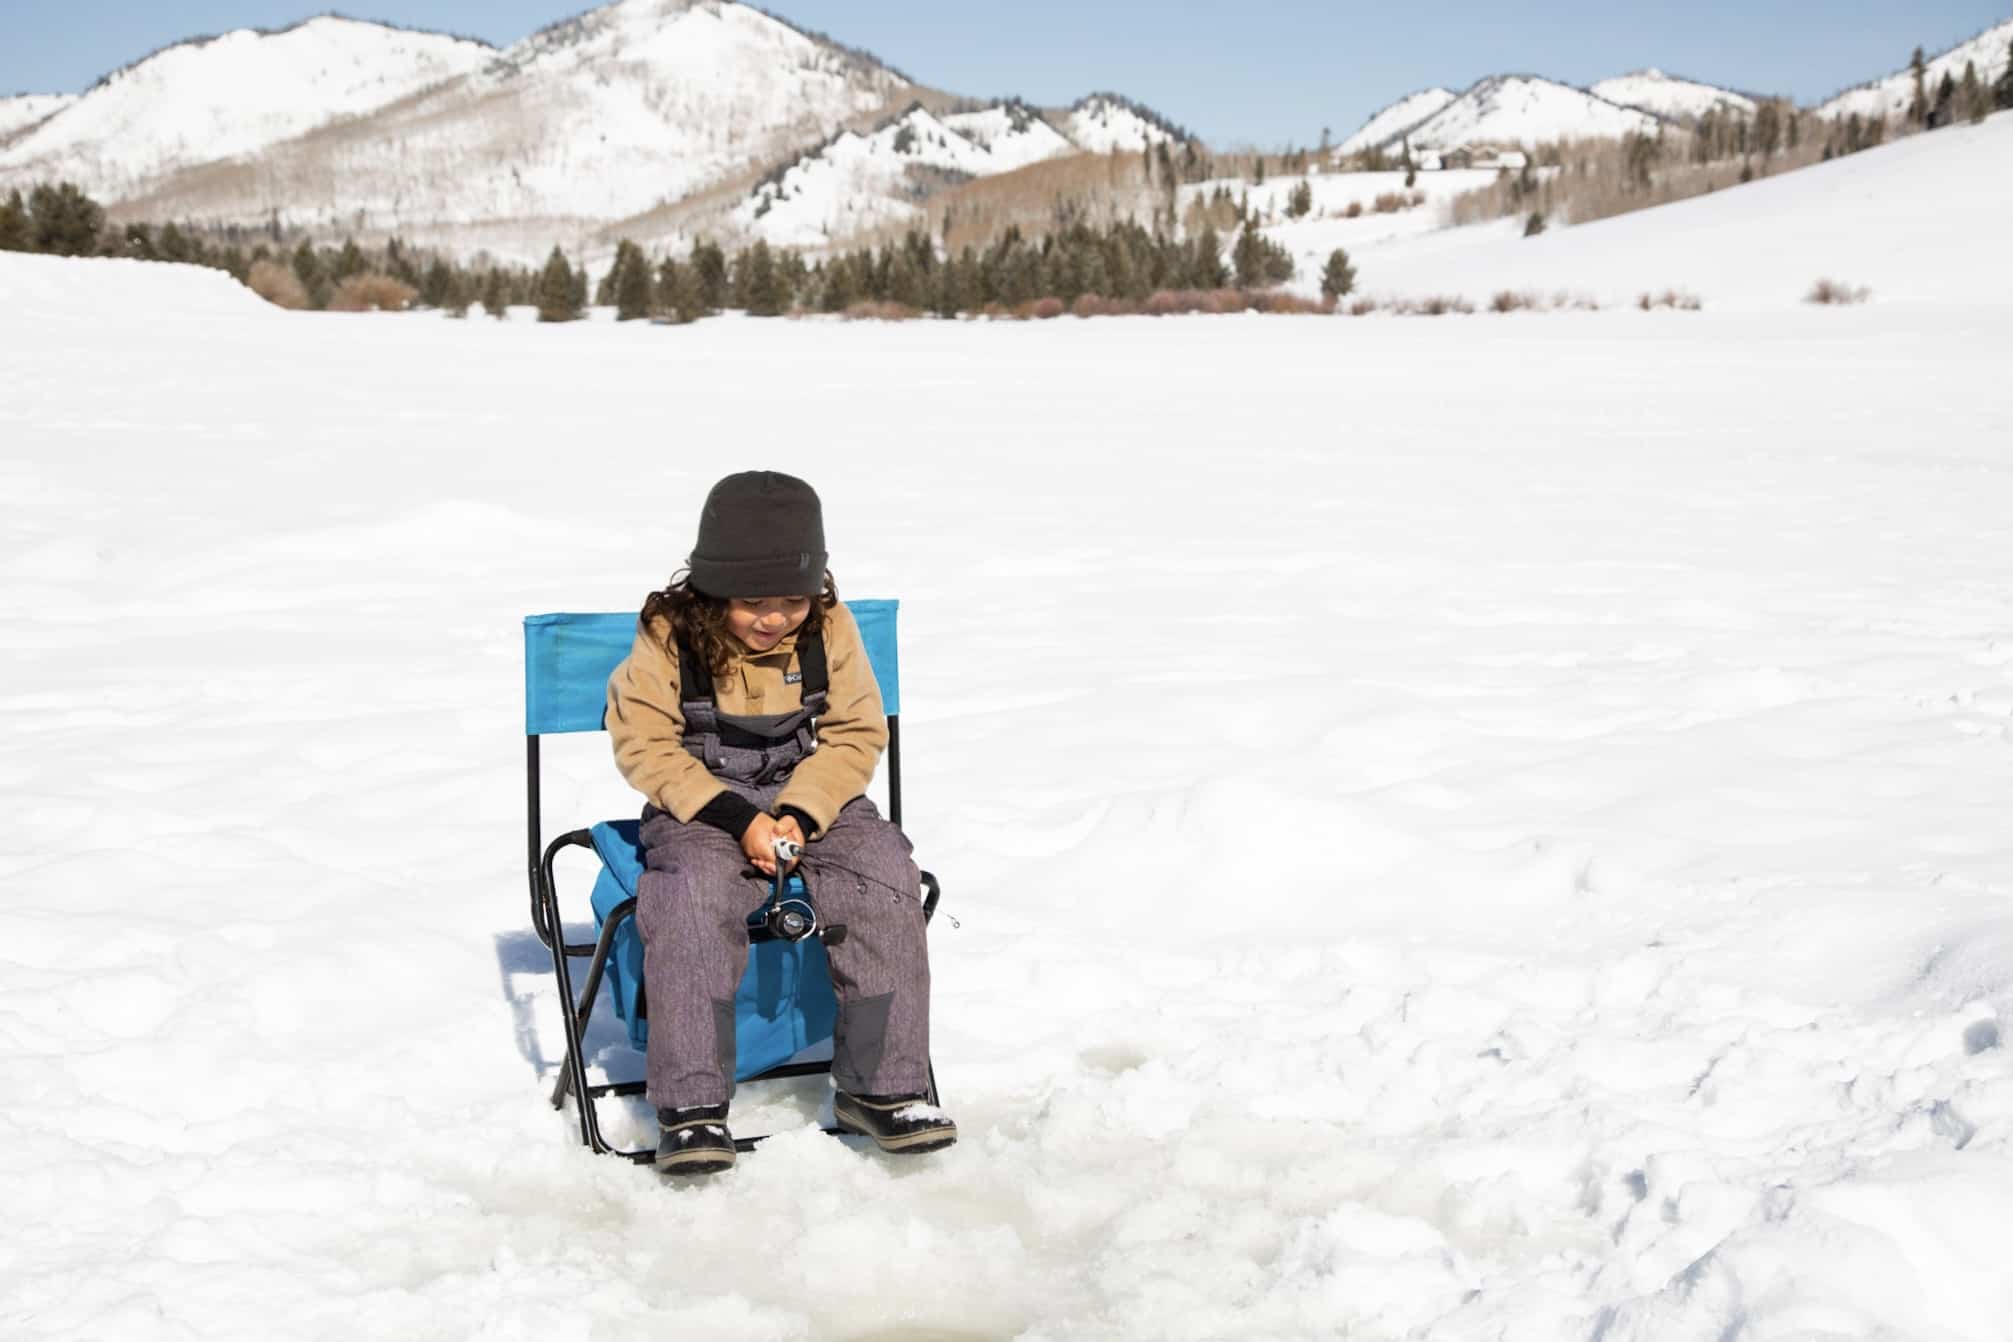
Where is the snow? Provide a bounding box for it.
[1327,110,2013,312]
[1592,69,1758,122]
[1062,96,1179,154]
[734,106,1002,250]
[1816,19,2013,124]
[0,17,493,191]
[941,104,1077,171]
[5,95,2013,1342]
[1402,76,1665,151]
[1336,88,1458,156]
[0,94,76,143]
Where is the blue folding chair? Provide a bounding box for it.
[523,599,941,1161]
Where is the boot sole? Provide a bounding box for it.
[655,1147,736,1176]
[834,1105,959,1154]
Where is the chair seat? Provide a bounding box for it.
[586,820,838,1077]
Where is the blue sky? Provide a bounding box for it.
[4,1,2008,146]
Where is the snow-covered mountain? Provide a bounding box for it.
[0,1,1189,262]
[1816,18,2013,122]
[1382,75,1665,152]
[1336,88,1457,156]
[0,94,77,146]
[1060,94,1183,153]
[734,102,1053,249]
[0,17,494,191]
[1592,69,1758,121]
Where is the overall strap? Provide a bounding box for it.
[676,625,826,710]
[677,640,715,704]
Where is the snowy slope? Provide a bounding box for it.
[735,105,1004,249]
[1336,88,1457,156]
[941,102,1077,171]
[1397,75,1665,150]
[0,0,915,263]
[1817,18,2013,122]
[5,232,2013,1340]
[1060,94,1181,152]
[1593,69,1758,121]
[0,17,493,190]
[1350,109,2013,310]
[0,94,76,144]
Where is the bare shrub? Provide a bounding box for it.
[1553,290,1601,311]
[1344,201,1363,219]
[1491,290,1535,313]
[327,272,417,313]
[1347,296,1379,316]
[1071,294,1139,318]
[1806,278,1871,305]
[1247,290,1330,315]
[247,260,308,310]
[1139,288,1253,316]
[1024,297,1066,320]
[840,300,922,321]
[1636,288,1703,311]
[1401,295,1475,316]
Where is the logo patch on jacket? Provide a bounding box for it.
[784,670,803,685]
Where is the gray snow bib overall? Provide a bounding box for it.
[675,630,829,800]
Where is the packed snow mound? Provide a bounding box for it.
[1337,88,1458,156]
[1817,18,2013,123]
[1592,69,1758,121]
[0,250,274,320]
[0,16,493,190]
[1358,110,2013,310]
[1396,75,1664,151]
[0,94,76,144]
[1061,94,1181,153]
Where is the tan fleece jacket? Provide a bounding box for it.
[604,600,887,836]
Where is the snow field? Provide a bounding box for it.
[1277,109,2013,311]
[4,247,2013,1340]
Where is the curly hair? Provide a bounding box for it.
[639,570,840,675]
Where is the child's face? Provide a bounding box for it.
[725,595,812,653]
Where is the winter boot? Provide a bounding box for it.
[833,1091,958,1154]
[655,1104,736,1176]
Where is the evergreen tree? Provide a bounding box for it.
[1934,71,1956,125]
[1191,226,1228,289]
[334,238,366,280]
[28,182,104,256]
[536,246,581,322]
[1961,61,1986,123]
[421,257,454,308]
[0,189,27,252]
[1286,179,1313,218]
[569,260,589,314]
[1998,40,2013,110]
[481,268,510,319]
[1908,46,1928,125]
[733,240,787,315]
[291,239,326,308]
[657,255,702,322]
[692,240,729,311]
[1319,247,1357,301]
[611,240,653,320]
[158,222,191,263]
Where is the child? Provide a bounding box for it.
[605,470,955,1175]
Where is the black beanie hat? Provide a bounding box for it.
[687,471,828,598]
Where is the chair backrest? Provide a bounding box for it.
[523,598,901,735]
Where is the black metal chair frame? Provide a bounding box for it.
[527,716,940,1161]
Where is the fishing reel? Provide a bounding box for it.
[761,837,818,943]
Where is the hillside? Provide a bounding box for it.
[0,94,76,145]
[1817,18,2013,122]
[1344,109,2013,310]
[0,17,494,190]
[1345,75,1664,155]
[1591,69,1758,121]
